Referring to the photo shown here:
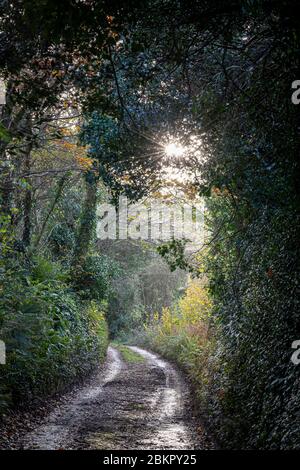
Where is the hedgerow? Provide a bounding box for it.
[0,255,108,413]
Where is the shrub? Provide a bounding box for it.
[72,254,120,301]
[31,256,68,283]
[0,257,108,413]
[144,279,214,402]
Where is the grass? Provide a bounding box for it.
[111,343,145,363]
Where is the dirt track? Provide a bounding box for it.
[12,346,214,450]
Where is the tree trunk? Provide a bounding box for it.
[22,142,34,247]
[33,174,68,250]
[0,81,18,216]
[72,171,98,268]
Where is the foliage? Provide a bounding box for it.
[143,280,214,400]
[0,256,108,412]
[72,254,121,302]
[200,195,300,449]
[31,256,67,283]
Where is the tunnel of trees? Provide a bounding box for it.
[0,0,299,450]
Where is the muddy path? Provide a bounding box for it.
[15,346,214,450]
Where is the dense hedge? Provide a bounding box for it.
[203,198,300,450]
[0,256,108,413]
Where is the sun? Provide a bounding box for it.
[164,141,186,158]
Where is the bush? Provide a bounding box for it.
[72,254,120,301]
[201,196,300,450]
[0,257,108,413]
[143,279,214,403]
[31,256,68,283]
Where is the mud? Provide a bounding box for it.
[13,346,214,450]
